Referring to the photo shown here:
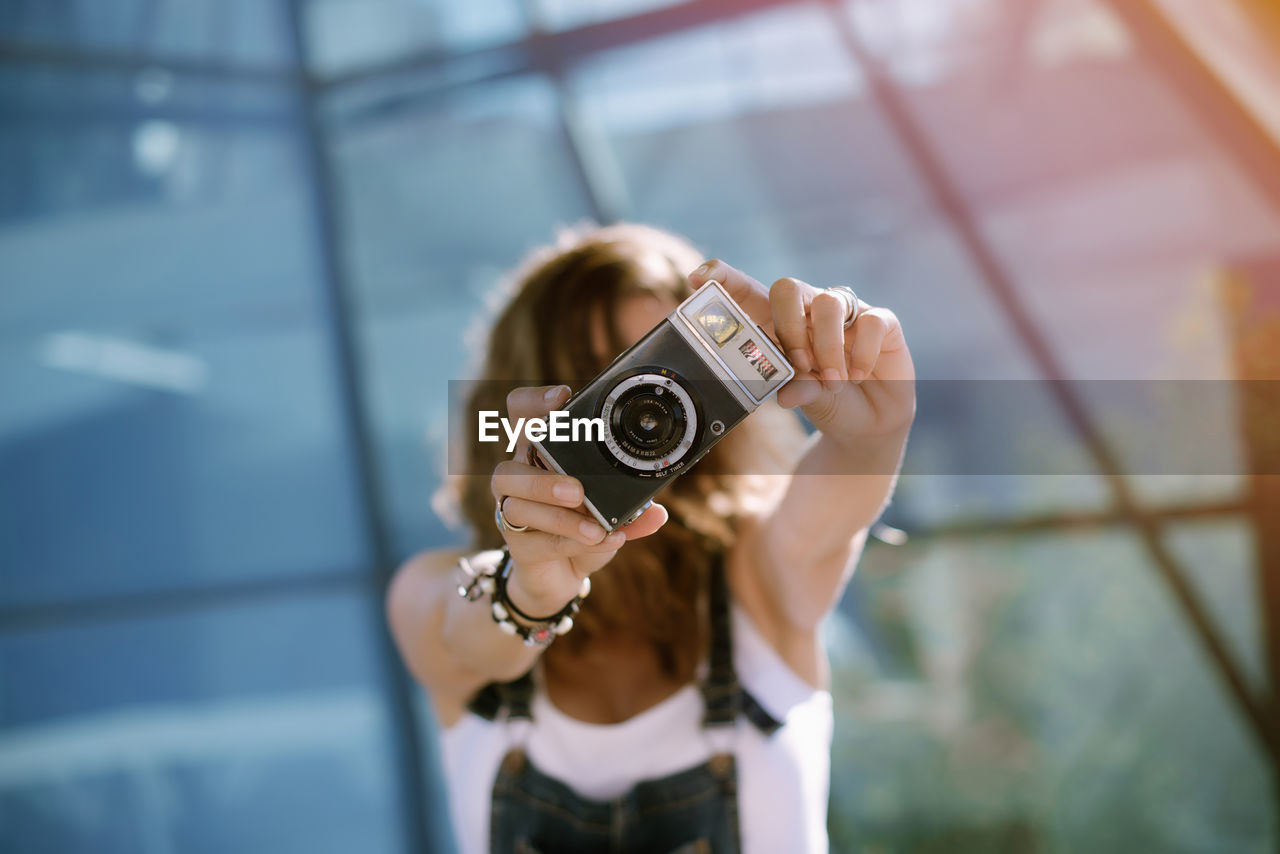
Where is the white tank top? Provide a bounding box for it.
[439,603,833,854]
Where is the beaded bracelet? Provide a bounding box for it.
[456,548,589,647]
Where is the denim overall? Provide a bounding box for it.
[466,556,783,854]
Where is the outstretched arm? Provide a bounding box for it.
[689,260,915,633]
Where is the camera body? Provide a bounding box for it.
[531,280,794,531]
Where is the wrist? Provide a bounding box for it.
[506,560,581,618]
[456,549,587,647]
[825,423,910,470]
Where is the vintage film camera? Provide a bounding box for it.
[531,280,794,531]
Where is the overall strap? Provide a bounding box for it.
[465,668,535,721]
[505,668,535,720]
[700,552,741,729]
[466,682,504,721]
[700,551,783,736]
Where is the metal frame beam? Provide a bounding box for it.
[1222,261,1280,789]
[910,498,1250,541]
[0,39,297,84]
[0,569,367,634]
[282,3,435,852]
[1100,0,1280,222]
[315,0,798,92]
[0,499,1247,633]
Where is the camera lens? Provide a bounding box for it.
[599,372,699,473]
[613,389,684,459]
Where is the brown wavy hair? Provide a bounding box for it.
[438,223,804,682]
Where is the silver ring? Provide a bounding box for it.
[826,286,859,328]
[495,496,530,533]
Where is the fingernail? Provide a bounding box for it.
[849,368,866,382]
[822,368,843,384]
[553,481,581,503]
[692,263,710,277]
[606,531,625,546]
[788,349,811,373]
[544,385,568,404]
[579,520,605,541]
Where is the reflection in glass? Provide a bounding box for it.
[0,66,369,605]
[330,75,595,558]
[0,593,406,853]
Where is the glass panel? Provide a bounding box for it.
[303,0,526,78]
[0,66,370,606]
[0,0,294,67]
[1164,516,1266,694]
[565,0,1038,374]
[843,0,1279,509]
[0,591,406,853]
[328,75,596,558]
[566,1,1115,524]
[830,524,1272,849]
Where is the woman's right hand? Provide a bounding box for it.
[491,385,669,617]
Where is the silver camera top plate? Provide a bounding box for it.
[671,280,795,407]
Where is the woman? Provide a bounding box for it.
[388,223,915,854]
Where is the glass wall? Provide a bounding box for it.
[2,0,1277,851]
[0,2,445,850]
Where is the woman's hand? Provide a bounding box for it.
[491,385,668,617]
[688,260,915,446]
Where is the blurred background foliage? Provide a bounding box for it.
[2,0,1279,851]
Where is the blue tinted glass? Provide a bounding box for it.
[329,75,595,557]
[303,0,526,78]
[567,3,1032,382]
[0,0,294,66]
[833,522,1271,849]
[0,591,406,853]
[0,66,370,606]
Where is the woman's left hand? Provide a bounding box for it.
[688,259,915,446]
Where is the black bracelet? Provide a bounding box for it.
[457,548,589,647]
[496,551,588,623]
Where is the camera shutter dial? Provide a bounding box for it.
[600,373,698,473]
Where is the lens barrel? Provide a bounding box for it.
[611,387,685,459]
[599,372,699,473]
